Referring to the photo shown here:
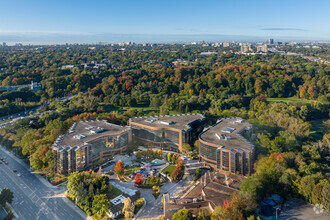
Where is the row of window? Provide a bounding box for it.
[199,142,253,175]
[55,133,129,174]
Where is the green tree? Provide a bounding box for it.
[67,172,83,199]
[197,210,207,220]
[194,140,199,153]
[92,194,110,216]
[171,208,193,220]
[182,144,192,154]
[0,188,14,207]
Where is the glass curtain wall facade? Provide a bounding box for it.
[131,124,180,149]
[88,133,129,163]
[199,141,253,175]
[55,132,129,174]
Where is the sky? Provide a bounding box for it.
[0,0,329,44]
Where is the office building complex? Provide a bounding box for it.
[199,118,254,175]
[257,44,268,53]
[52,120,131,174]
[129,114,206,152]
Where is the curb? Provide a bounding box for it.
[133,197,146,220]
[6,202,18,219]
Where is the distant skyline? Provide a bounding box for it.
[0,0,329,44]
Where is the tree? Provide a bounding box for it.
[197,210,207,220]
[0,188,13,207]
[122,197,135,219]
[114,160,125,177]
[152,185,160,199]
[167,153,172,162]
[172,153,179,164]
[67,172,83,199]
[76,182,87,204]
[182,144,192,154]
[92,194,110,216]
[135,173,143,185]
[194,140,199,153]
[171,208,193,220]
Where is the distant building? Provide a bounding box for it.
[223,42,230,47]
[200,52,217,55]
[199,118,254,175]
[172,59,190,66]
[268,38,274,45]
[241,45,249,53]
[257,44,268,53]
[129,114,206,152]
[61,65,75,69]
[52,120,131,174]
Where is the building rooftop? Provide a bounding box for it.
[129,114,205,131]
[199,117,253,150]
[52,120,130,150]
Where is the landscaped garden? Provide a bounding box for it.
[135,149,163,163]
[125,166,140,176]
[162,165,176,176]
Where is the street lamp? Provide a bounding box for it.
[275,207,280,220]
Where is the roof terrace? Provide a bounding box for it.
[129,114,205,131]
[199,117,253,150]
[52,120,130,150]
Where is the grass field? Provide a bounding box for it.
[309,119,326,141]
[109,186,122,199]
[162,165,176,176]
[125,166,140,176]
[266,97,313,104]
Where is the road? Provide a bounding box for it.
[0,147,89,220]
[0,91,84,125]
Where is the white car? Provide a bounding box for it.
[17,173,21,177]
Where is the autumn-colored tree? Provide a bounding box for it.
[122,197,135,219]
[114,160,125,177]
[134,173,143,185]
[254,79,263,94]
[172,153,179,164]
[167,153,172,162]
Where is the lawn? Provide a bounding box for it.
[266,97,313,104]
[162,165,176,176]
[125,166,140,176]
[309,119,326,141]
[109,186,123,199]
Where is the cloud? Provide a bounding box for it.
[261,27,308,32]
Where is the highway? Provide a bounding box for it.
[0,147,89,220]
[0,92,83,128]
[0,90,84,123]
